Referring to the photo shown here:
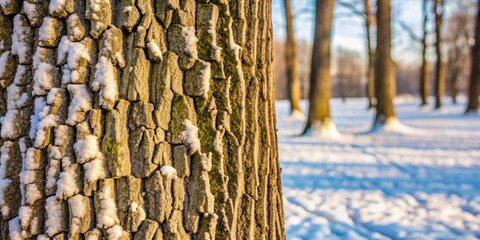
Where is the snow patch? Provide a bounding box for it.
[49,0,67,14]
[12,15,31,63]
[8,217,22,240]
[182,26,198,59]
[84,157,106,183]
[56,158,80,199]
[66,84,92,125]
[304,118,341,139]
[33,63,57,96]
[0,51,10,77]
[92,56,118,109]
[147,41,163,61]
[45,196,64,237]
[38,17,56,42]
[160,166,177,178]
[371,117,416,135]
[182,119,201,154]
[97,181,119,229]
[73,135,100,163]
[68,195,87,234]
[106,225,124,240]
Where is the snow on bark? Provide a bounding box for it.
[182,119,201,154]
[147,41,163,61]
[66,84,93,125]
[56,158,80,199]
[93,56,118,110]
[45,196,64,236]
[160,166,177,178]
[182,26,199,59]
[97,179,120,229]
[74,134,100,163]
[12,14,33,64]
[83,156,106,183]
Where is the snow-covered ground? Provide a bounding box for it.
[277,97,480,240]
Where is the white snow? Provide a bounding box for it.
[7,85,29,110]
[38,17,56,42]
[56,157,80,199]
[106,225,124,240]
[84,156,107,183]
[0,51,10,77]
[68,195,87,234]
[160,166,177,178]
[67,14,84,39]
[123,6,133,13]
[45,196,64,237]
[92,56,118,109]
[1,110,19,139]
[8,217,22,240]
[303,118,340,139]
[33,114,59,147]
[46,158,60,189]
[33,63,57,96]
[12,15,31,63]
[182,26,199,59]
[147,41,163,61]
[182,119,201,154]
[278,97,480,239]
[66,84,92,125]
[200,61,211,97]
[97,181,119,229]
[57,36,70,64]
[73,135,100,163]
[49,0,67,14]
[58,38,91,83]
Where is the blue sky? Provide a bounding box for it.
[271,0,428,65]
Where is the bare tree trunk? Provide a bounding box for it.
[467,0,480,113]
[434,0,445,109]
[0,0,285,239]
[364,0,375,109]
[303,0,335,134]
[420,0,430,106]
[283,0,302,114]
[448,48,460,104]
[374,0,396,127]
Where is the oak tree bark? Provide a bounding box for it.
[467,0,480,113]
[373,0,396,127]
[283,0,302,114]
[0,0,285,239]
[303,0,335,134]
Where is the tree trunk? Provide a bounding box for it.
[467,0,480,113]
[303,0,335,134]
[283,0,302,114]
[420,0,429,106]
[374,0,396,127]
[448,48,460,104]
[364,0,375,109]
[434,0,445,109]
[0,0,285,239]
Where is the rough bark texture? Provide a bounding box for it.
[283,0,301,113]
[303,0,335,133]
[364,0,375,109]
[0,0,285,239]
[467,0,480,113]
[374,0,396,126]
[420,0,429,106]
[434,0,445,109]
